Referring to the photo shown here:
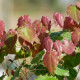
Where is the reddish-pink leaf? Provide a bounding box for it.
[76,1,80,8]
[43,50,59,74]
[63,17,78,29]
[71,28,80,46]
[42,36,53,52]
[41,16,51,31]
[0,20,5,47]
[53,40,63,56]
[63,39,75,55]
[53,12,64,28]
[17,15,32,28]
[32,20,46,35]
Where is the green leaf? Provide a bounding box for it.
[63,55,75,68]
[67,5,80,23]
[35,64,48,75]
[0,74,5,80]
[74,53,80,66]
[31,50,45,64]
[50,31,63,41]
[55,66,69,76]
[50,30,71,42]
[63,53,80,68]
[35,75,58,80]
[67,68,77,80]
[61,32,72,41]
[0,52,7,63]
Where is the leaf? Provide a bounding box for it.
[35,64,48,75]
[0,74,5,80]
[0,20,5,47]
[53,12,64,28]
[17,15,32,27]
[63,17,78,29]
[53,40,63,56]
[63,39,75,55]
[55,66,69,76]
[71,28,80,46]
[31,50,45,64]
[4,29,17,50]
[17,26,36,44]
[67,68,77,80]
[35,75,58,80]
[43,50,59,74]
[61,32,72,41]
[63,55,75,68]
[74,53,80,66]
[63,53,80,68]
[0,52,7,63]
[67,5,80,23]
[41,16,51,31]
[50,30,70,42]
[42,36,53,52]
[32,20,46,34]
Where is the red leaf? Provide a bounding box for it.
[43,50,59,74]
[41,16,51,31]
[63,17,78,29]
[0,20,5,47]
[53,40,63,56]
[41,36,53,52]
[32,20,46,35]
[17,15,32,28]
[71,28,80,46]
[63,39,75,55]
[53,12,64,28]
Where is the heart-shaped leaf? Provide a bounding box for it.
[67,5,80,23]
[53,12,64,28]
[17,27,36,44]
[43,50,59,74]
[32,20,46,35]
[41,16,51,31]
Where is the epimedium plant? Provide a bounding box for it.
[1,1,80,80]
